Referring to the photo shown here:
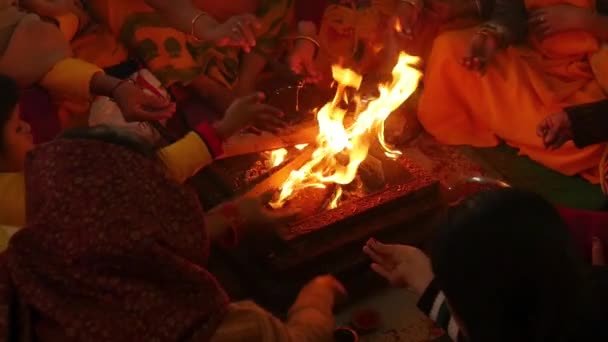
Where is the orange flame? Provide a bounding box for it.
[268,148,288,168]
[270,52,422,209]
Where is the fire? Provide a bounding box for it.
[268,148,288,168]
[270,52,422,209]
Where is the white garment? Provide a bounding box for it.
[89,69,168,145]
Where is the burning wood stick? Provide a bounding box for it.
[243,145,315,198]
[220,123,318,159]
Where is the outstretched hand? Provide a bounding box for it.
[363,238,433,295]
[214,92,286,139]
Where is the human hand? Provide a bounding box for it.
[302,275,348,304]
[592,237,606,266]
[536,111,572,150]
[461,30,500,74]
[529,4,595,39]
[288,39,321,83]
[214,92,286,139]
[363,238,433,295]
[233,191,299,233]
[397,0,422,39]
[195,14,260,53]
[112,81,176,122]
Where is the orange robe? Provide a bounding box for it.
[418,0,607,181]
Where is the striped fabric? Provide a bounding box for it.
[417,278,463,342]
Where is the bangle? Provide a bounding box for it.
[191,11,209,42]
[294,35,320,58]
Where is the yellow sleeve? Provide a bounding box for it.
[38,57,102,100]
[158,132,214,183]
[0,173,26,227]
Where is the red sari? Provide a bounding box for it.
[0,139,228,341]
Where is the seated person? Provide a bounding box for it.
[0,126,344,341]
[418,0,608,182]
[288,0,489,84]
[0,74,285,229]
[0,2,173,129]
[365,188,608,341]
[19,0,131,128]
[75,0,294,112]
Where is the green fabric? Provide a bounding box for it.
[463,144,606,210]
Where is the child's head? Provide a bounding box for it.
[431,188,585,342]
[0,74,33,172]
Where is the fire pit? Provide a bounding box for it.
[191,53,445,309]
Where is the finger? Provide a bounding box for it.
[363,245,394,267]
[549,134,569,150]
[257,114,287,130]
[544,126,559,147]
[592,237,606,266]
[370,263,397,283]
[237,20,257,48]
[236,92,265,106]
[367,238,399,256]
[268,207,300,224]
[130,106,175,122]
[252,103,285,118]
[536,122,548,138]
[240,14,261,30]
[246,126,263,135]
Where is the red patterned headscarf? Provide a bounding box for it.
[4,138,228,341]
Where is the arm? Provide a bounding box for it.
[295,0,326,30]
[157,122,223,183]
[0,173,26,227]
[485,0,528,46]
[143,0,219,37]
[417,279,463,342]
[38,57,130,100]
[564,100,608,148]
[211,278,337,342]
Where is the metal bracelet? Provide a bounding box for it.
[190,11,209,42]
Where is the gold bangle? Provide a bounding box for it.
[294,35,320,49]
[190,11,209,42]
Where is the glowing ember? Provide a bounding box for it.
[270,52,422,209]
[295,144,308,150]
[268,148,288,168]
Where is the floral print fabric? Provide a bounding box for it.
[1,139,228,341]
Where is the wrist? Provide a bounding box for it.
[195,121,225,158]
[90,72,121,98]
[211,120,231,141]
[297,21,317,36]
[191,11,218,41]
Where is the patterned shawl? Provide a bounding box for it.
[2,139,228,341]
